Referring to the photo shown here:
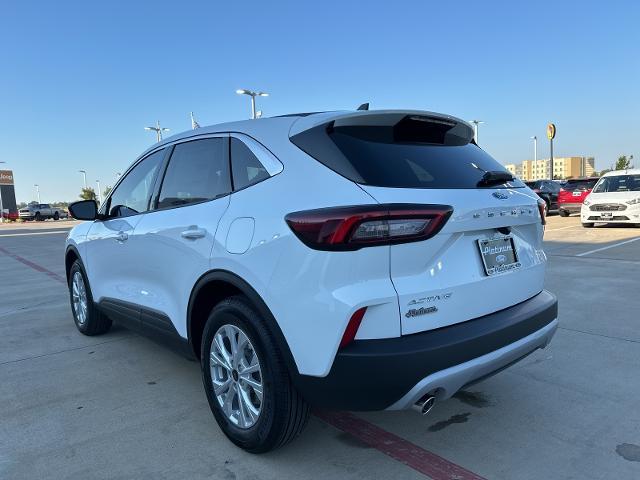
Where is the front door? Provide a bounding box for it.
[85,148,166,308]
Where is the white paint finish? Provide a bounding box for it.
[575,237,640,257]
[362,186,546,335]
[130,198,229,337]
[84,215,145,306]
[225,217,255,254]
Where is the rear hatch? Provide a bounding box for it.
[558,178,599,205]
[291,111,546,335]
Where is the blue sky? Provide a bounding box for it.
[1,0,638,203]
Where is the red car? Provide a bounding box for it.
[558,177,600,217]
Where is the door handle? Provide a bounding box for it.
[116,231,128,242]
[181,228,207,240]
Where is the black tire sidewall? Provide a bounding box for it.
[69,261,97,333]
[201,299,283,452]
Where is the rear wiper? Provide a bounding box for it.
[477,170,514,187]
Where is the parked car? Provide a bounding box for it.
[65,110,558,452]
[525,180,560,215]
[581,169,640,227]
[18,203,64,221]
[557,177,599,216]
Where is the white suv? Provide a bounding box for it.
[66,110,558,452]
[581,169,640,227]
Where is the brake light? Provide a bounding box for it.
[285,204,453,251]
[537,200,547,225]
[339,307,367,348]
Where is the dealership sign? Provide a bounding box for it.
[0,170,14,185]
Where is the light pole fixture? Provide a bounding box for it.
[145,120,170,142]
[531,136,538,179]
[236,89,269,119]
[116,172,122,179]
[34,184,40,204]
[78,169,87,189]
[470,120,484,144]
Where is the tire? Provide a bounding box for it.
[559,209,570,217]
[582,222,594,228]
[201,295,310,453]
[53,212,59,221]
[68,260,112,335]
[35,212,42,221]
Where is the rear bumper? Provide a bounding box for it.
[294,290,558,411]
[559,203,582,212]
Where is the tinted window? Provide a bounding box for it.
[562,179,598,192]
[327,126,523,189]
[525,181,541,189]
[592,175,640,193]
[108,149,164,217]
[231,138,270,190]
[158,138,230,209]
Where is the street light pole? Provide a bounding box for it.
[0,161,5,223]
[531,136,538,163]
[470,120,484,144]
[96,180,101,204]
[34,184,40,204]
[236,89,269,119]
[145,120,170,142]
[78,170,87,189]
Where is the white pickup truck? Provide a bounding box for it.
[18,203,67,221]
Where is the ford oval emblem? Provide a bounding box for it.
[492,191,509,200]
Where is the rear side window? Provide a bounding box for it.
[292,121,524,189]
[562,179,598,192]
[158,138,231,209]
[231,138,270,190]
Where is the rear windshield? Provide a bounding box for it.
[561,179,598,192]
[592,175,640,193]
[525,181,541,189]
[292,123,524,189]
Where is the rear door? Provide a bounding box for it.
[294,113,546,335]
[130,135,231,337]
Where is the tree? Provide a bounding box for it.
[80,187,97,201]
[615,155,634,171]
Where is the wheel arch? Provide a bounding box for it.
[187,270,299,377]
[65,245,81,283]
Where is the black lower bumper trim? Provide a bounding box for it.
[292,290,557,411]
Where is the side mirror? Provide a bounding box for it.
[68,200,99,221]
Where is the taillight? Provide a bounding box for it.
[339,307,367,348]
[285,204,453,251]
[537,200,547,225]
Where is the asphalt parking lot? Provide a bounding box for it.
[1,216,639,480]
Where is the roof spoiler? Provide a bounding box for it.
[290,110,475,147]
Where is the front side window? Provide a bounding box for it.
[158,138,231,209]
[231,138,270,190]
[108,149,164,217]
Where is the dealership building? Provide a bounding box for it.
[0,170,18,219]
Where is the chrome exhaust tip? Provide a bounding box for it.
[411,395,436,415]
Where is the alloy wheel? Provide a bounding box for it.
[209,324,263,429]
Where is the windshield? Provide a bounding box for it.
[525,181,540,189]
[562,179,598,192]
[592,175,640,193]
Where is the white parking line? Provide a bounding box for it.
[545,225,579,232]
[0,230,68,238]
[576,237,640,257]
